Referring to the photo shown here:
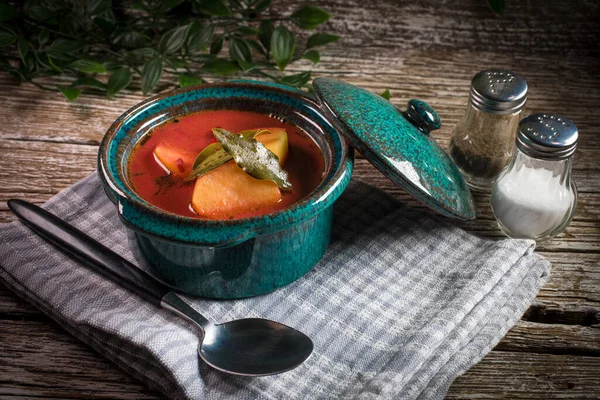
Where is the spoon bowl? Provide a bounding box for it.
[201,319,314,376]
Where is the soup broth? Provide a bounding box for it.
[128,110,326,219]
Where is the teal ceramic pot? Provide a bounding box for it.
[98,81,354,299]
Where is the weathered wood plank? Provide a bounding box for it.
[496,321,600,356]
[3,49,600,146]
[0,320,160,399]
[447,351,600,399]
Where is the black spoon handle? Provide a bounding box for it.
[7,199,170,306]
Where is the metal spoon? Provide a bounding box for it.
[7,199,313,377]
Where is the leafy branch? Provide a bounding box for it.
[0,0,340,101]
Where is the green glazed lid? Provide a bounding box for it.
[312,77,475,220]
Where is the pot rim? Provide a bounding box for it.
[98,80,353,246]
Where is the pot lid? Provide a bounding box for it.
[312,77,475,220]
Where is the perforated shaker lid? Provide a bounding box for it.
[312,77,475,221]
[517,113,578,159]
[470,69,528,114]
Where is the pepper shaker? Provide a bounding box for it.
[491,113,578,241]
[449,69,528,191]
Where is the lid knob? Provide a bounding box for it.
[402,99,441,135]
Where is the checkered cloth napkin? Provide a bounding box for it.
[0,173,550,399]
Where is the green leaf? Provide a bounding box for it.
[21,52,36,74]
[246,39,266,56]
[195,0,231,17]
[48,39,87,55]
[270,25,295,71]
[88,0,111,16]
[70,59,107,74]
[47,55,63,72]
[487,0,505,16]
[160,0,183,12]
[0,3,15,22]
[107,68,132,98]
[141,58,163,94]
[258,20,273,52]
[280,71,311,88]
[210,35,224,54]
[115,31,146,49]
[17,38,29,61]
[0,21,16,35]
[213,128,292,190]
[290,5,331,29]
[185,148,233,181]
[192,142,222,169]
[132,0,148,10]
[160,24,191,54]
[302,50,319,64]
[72,77,107,90]
[38,29,49,48]
[253,0,272,14]
[166,57,187,68]
[238,60,255,71]
[102,58,123,70]
[23,4,50,22]
[306,33,340,49]
[0,32,15,47]
[186,23,214,53]
[178,73,204,88]
[58,85,81,102]
[229,37,252,64]
[130,47,157,59]
[189,53,216,63]
[234,26,260,36]
[380,89,390,100]
[201,58,239,75]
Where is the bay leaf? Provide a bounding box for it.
[212,128,292,191]
[186,128,269,180]
[192,142,221,169]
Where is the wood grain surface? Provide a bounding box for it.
[1,0,599,398]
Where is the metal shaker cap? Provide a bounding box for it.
[470,69,527,114]
[517,113,578,160]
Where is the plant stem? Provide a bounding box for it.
[29,80,59,92]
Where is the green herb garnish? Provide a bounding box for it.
[0,1,339,102]
[185,128,269,181]
[213,128,292,191]
[192,142,222,170]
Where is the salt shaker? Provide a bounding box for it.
[491,113,578,241]
[449,69,528,191]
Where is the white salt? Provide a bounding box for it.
[491,165,574,239]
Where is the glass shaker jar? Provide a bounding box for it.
[449,69,528,191]
[491,113,578,241]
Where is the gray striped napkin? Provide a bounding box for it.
[0,173,550,399]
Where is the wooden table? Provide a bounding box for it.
[1,0,599,398]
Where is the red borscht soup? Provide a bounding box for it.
[128,110,325,219]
